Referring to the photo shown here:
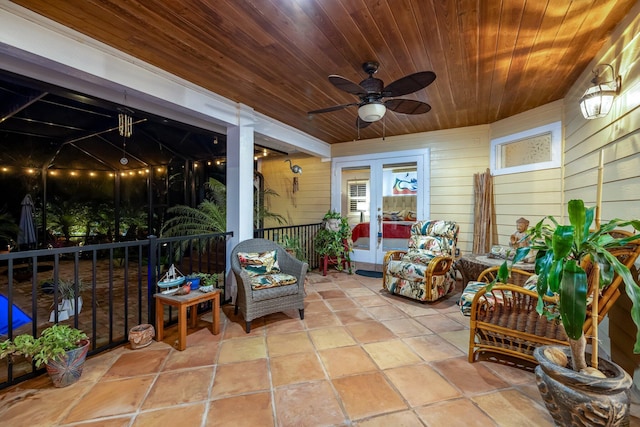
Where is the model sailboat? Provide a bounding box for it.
[157,264,186,294]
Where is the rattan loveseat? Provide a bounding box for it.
[468,232,640,369]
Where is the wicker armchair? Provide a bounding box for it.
[231,238,308,333]
[468,233,640,369]
[382,220,458,302]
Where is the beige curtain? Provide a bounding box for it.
[472,168,497,253]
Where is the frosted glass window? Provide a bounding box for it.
[491,122,561,175]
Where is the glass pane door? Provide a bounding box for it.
[332,149,429,267]
[378,162,418,259]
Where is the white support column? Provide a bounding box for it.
[225,105,255,302]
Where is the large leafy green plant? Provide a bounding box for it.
[314,210,352,273]
[497,200,640,371]
[162,178,285,238]
[0,325,88,368]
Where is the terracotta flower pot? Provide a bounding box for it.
[45,339,90,388]
[128,324,155,349]
[534,345,632,426]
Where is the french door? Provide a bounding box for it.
[331,149,430,266]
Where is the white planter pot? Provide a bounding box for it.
[49,297,83,322]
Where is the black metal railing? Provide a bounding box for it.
[0,223,321,389]
[254,223,322,270]
[0,232,230,389]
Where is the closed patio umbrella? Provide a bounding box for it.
[18,194,37,250]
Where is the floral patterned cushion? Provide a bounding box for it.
[407,237,444,255]
[384,271,456,302]
[382,219,459,302]
[458,276,539,316]
[238,250,280,277]
[407,220,458,256]
[250,273,297,290]
[383,210,404,221]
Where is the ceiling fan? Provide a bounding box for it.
[308,61,436,129]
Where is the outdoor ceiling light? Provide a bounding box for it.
[358,102,386,122]
[579,63,621,119]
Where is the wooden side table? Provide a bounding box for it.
[154,289,221,351]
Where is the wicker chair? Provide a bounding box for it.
[468,232,640,369]
[231,238,308,333]
[476,266,534,286]
[458,266,534,316]
[383,220,458,302]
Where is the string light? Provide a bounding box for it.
[1,165,167,178]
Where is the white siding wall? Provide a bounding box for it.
[259,155,331,227]
[561,4,640,380]
[490,101,564,245]
[331,125,490,256]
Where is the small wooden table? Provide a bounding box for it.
[154,289,221,351]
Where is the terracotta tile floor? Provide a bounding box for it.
[1,270,638,426]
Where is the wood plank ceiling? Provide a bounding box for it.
[11,0,636,144]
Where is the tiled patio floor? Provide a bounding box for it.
[0,269,635,426]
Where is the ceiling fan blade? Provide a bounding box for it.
[308,103,358,115]
[385,99,431,115]
[382,71,436,97]
[329,75,367,96]
[356,117,372,129]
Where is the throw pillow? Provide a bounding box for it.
[237,250,280,276]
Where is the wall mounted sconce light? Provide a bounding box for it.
[579,63,621,119]
[285,159,302,174]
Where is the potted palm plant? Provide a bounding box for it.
[280,234,306,261]
[496,199,640,426]
[48,278,85,322]
[0,324,90,387]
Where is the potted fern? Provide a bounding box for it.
[496,199,640,426]
[0,324,90,387]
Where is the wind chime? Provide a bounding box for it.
[118,109,133,165]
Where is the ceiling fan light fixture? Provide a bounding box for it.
[358,102,386,122]
[578,63,621,119]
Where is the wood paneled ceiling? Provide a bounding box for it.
[11,0,636,144]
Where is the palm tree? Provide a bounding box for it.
[161,177,285,238]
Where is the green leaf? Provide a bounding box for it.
[548,258,565,293]
[535,250,553,290]
[568,199,587,252]
[512,246,530,264]
[496,262,509,284]
[597,249,640,353]
[559,260,588,340]
[552,225,574,260]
